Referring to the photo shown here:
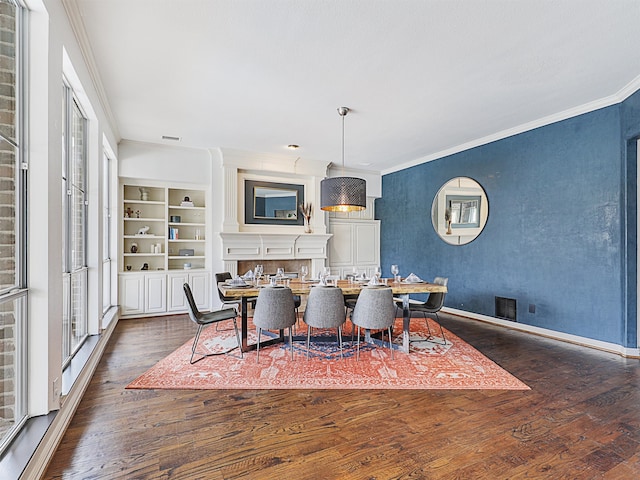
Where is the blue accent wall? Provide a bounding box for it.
[378,92,640,349]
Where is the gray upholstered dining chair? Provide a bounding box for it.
[396,276,449,345]
[303,286,347,359]
[351,287,396,360]
[183,283,242,364]
[252,286,298,362]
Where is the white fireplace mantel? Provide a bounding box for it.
[220,232,332,277]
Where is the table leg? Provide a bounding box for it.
[241,297,249,352]
[401,293,410,353]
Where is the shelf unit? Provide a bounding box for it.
[121,185,207,272]
[119,183,210,317]
[123,185,167,271]
[167,188,206,271]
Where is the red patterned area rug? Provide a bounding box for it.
[127,317,529,390]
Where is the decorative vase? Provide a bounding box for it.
[446,220,452,235]
[304,217,312,234]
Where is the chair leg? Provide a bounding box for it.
[388,326,394,359]
[423,312,433,338]
[232,316,243,359]
[289,326,294,360]
[256,328,261,363]
[433,312,447,345]
[356,325,361,361]
[338,325,343,359]
[190,324,205,364]
[306,325,311,359]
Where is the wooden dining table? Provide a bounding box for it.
[218,278,448,354]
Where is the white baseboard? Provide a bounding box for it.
[443,307,640,359]
[21,314,120,479]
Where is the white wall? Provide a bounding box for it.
[119,140,212,185]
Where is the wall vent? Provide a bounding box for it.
[495,296,517,322]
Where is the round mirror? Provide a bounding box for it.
[431,177,489,245]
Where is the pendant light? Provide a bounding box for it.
[320,107,367,212]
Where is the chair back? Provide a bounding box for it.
[424,277,448,311]
[183,283,203,324]
[253,287,297,331]
[352,287,396,330]
[215,272,234,302]
[304,286,346,329]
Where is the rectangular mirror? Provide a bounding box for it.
[244,180,305,225]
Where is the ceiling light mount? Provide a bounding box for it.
[320,107,366,212]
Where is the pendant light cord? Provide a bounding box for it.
[341,111,345,175]
[338,106,349,175]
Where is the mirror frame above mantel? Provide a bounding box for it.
[244,179,305,226]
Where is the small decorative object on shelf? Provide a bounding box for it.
[130,242,138,253]
[135,210,141,218]
[137,225,150,235]
[125,207,133,218]
[181,196,194,207]
[445,208,452,235]
[125,265,132,271]
[141,263,149,270]
[169,227,179,239]
[299,202,313,233]
[139,187,149,201]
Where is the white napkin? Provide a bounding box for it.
[367,277,379,286]
[242,269,254,280]
[404,273,423,283]
[230,275,247,286]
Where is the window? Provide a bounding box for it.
[0,0,27,454]
[62,81,88,367]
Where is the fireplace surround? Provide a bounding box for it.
[218,149,332,278]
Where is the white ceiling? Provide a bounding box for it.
[70,0,640,174]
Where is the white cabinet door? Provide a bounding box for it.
[167,272,189,312]
[167,271,210,312]
[328,222,354,266]
[328,219,380,277]
[355,223,378,265]
[189,272,210,310]
[145,274,167,313]
[119,274,145,316]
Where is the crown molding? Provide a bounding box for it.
[61,0,120,141]
[383,76,640,176]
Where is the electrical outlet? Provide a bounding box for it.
[53,377,60,398]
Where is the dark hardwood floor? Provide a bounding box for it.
[43,312,640,479]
